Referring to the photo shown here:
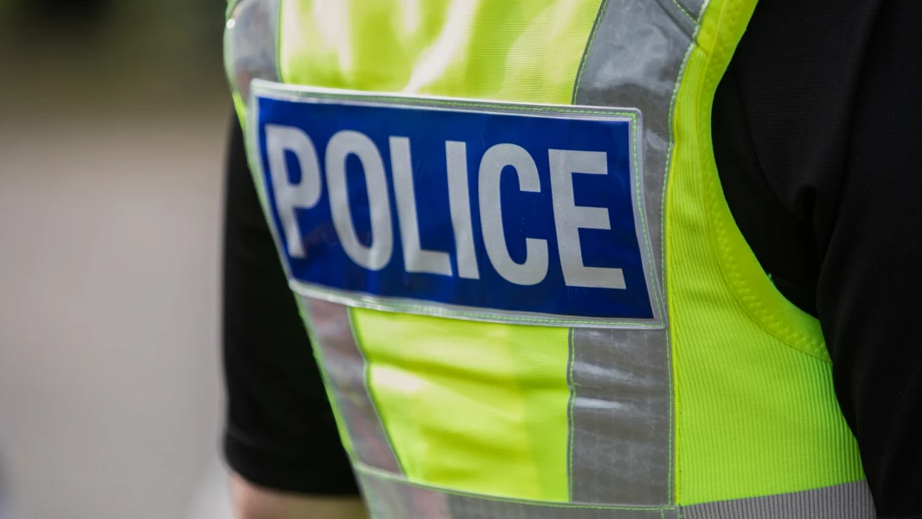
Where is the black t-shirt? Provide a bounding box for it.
[222,0,922,516]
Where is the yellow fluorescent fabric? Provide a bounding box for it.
[667,0,865,504]
[352,309,571,501]
[278,0,602,501]
[279,0,602,104]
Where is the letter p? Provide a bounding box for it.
[266,124,323,258]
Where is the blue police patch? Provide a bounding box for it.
[249,80,661,327]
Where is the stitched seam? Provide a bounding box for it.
[293,280,662,327]
[666,36,699,510]
[664,3,704,504]
[670,0,697,22]
[701,109,827,358]
[332,100,633,117]
[356,461,678,512]
[713,71,829,323]
[631,113,663,327]
[566,329,577,501]
[711,224,829,360]
[259,85,638,117]
[572,0,611,104]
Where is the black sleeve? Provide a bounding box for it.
[222,113,359,496]
[713,0,922,516]
[817,0,922,513]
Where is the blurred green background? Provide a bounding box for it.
[0,2,234,519]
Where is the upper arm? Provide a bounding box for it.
[222,112,360,496]
[714,0,922,516]
[815,1,922,515]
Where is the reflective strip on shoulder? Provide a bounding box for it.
[225,0,281,103]
[357,468,875,519]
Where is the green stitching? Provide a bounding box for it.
[258,84,637,119]
[664,38,694,509]
[662,3,704,503]
[708,213,830,360]
[571,0,611,104]
[566,329,577,501]
[632,110,663,321]
[670,0,697,23]
[295,281,663,328]
[567,0,694,500]
[566,0,664,330]
[355,461,678,513]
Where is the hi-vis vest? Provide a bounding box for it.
[225,1,876,517]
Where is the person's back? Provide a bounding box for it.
[221,1,922,518]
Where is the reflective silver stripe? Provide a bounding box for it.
[569,0,699,504]
[301,298,402,474]
[682,481,876,519]
[357,467,677,519]
[674,0,706,24]
[224,0,281,103]
[568,328,672,504]
[357,468,873,519]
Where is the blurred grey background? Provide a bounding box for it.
[0,1,233,518]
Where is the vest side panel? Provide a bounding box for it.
[666,0,867,505]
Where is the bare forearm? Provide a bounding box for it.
[231,473,368,519]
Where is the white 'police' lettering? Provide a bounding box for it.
[550,149,627,289]
[479,143,549,286]
[445,140,480,280]
[325,130,393,271]
[390,136,453,276]
[266,124,322,258]
[266,126,626,289]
